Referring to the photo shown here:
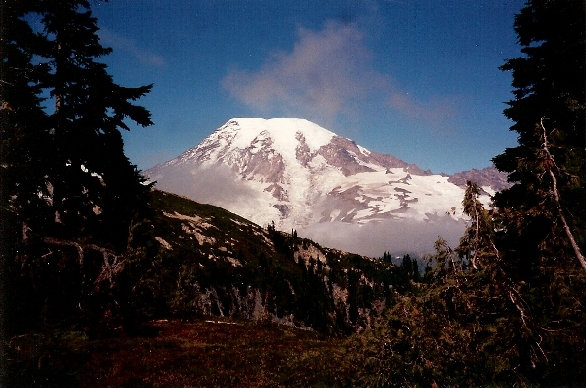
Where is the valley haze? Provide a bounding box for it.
[147,118,508,257]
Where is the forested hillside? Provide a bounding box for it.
[4,189,421,386]
[118,190,418,334]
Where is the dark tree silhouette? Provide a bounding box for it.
[493,0,585,271]
[1,0,154,333]
[2,0,153,250]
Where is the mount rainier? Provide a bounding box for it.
[146,118,507,256]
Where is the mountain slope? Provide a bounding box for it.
[142,190,412,333]
[147,118,507,255]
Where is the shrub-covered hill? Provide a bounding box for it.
[133,190,414,334]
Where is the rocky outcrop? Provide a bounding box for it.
[448,165,511,192]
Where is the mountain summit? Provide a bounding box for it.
[147,118,505,255]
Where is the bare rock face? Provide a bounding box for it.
[147,118,506,255]
[317,137,375,176]
[448,166,511,192]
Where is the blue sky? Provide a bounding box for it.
[92,0,525,174]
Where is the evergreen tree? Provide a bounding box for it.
[493,0,585,271]
[456,181,498,269]
[1,0,154,332]
[493,0,586,382]
[1,0,52,242]
[38,0,153,249]
[2,0,153,251]
[1,0,52,336]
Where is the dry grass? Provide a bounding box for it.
[76,319,353,387]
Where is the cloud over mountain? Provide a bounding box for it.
[222,22,388,126]
[222,20,464,135]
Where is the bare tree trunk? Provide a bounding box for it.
[471,200,480,269]
[540,117,586,272]
[42,237,123,289]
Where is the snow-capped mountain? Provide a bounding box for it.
[147,118,506,256]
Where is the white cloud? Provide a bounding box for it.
[388,92,459,127]
[299,217,465,258]
[151,164,260,210]
[99,28,166,67]
[222,21,388,126]
[222,20,461,133]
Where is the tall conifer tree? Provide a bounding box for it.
[1,0,154,332]
[1,1,52,239]
[40,0,153,249]
[493,0,585,271]
[2,0,153,250]
[492,0,586,382]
